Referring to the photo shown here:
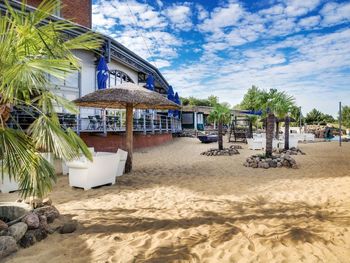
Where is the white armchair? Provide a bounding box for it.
[116,149,128,177]
[67,152,119,190]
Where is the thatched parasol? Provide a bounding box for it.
[74,82,181,173]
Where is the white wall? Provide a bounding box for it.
[108,60,138,85]
[74,50,96,118]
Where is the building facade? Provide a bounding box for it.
[2,0,181,151]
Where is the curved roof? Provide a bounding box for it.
[1,1,170,92]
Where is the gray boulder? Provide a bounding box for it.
[22,213,40,229]
[0,220,8,231]
[8,222,27,241]
[0,236,18,258]
[34,206,59,223]
[19,231,36,248]
[59,221,77,234]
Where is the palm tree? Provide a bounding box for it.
[208,103,231,150]
[257,89,295,156]
[0,0,101,198]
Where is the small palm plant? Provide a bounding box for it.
[208,103,231,150]
[0,0,102,198]
[257,89,295,157]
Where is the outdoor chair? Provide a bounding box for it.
[95,115,103,130]
[87,116,97,130]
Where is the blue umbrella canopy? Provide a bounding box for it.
[97,56,109,90]
[238,109,262,116]
[167,86,175,117]
[145,75,155,91]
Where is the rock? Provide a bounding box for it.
[59,221,77,234]
[16,199,23,203]
[277,162,282,168]
[34,206,59,223]
[42,198,52,206]
[282,160,290,167]
[0,236,18,258]
[32,228,48,242]
[27,197,44,209]
[0,220,8,231]
[243,162,249,167]
[8,222,27,242]
[269,160,277,168]
[19,231,36,248]
[22,213,40,229]
[38,216,50,232]
[262,162,270,169]
[292,164,298,169]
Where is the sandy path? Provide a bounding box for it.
[1,138,350,262]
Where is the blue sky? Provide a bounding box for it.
[92,0,350,116]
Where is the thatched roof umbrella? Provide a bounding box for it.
[73,82,180,173]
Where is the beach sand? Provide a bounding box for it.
[1,138,350,263]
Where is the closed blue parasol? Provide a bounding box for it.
[97,56,109,90]
[174,92,181,118]
[167,86,175,117]
[145,75,155,91]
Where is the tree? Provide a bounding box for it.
[239,85,262,138]
[208,103,231,150]
[304,109,335,125]
[341,105,350,128]
[257,89,295,155]
[0,0,101,198]
[207,95,219,107]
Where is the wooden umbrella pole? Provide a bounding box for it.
[125,103,133,173]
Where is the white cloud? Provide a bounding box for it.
[298,15,321,29]
[149,59,171,68]
[198,2,244,32]
[165,4,193,31]
[196,4,209,21]
[283,0,321,17]
[321,2,350,26]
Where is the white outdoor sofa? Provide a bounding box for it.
[247,138,263,150]
[67,149,128,190]
[0,152,57,193]
[0,171,19,194]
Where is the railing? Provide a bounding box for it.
[8,111,182,134]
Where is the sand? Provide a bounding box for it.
[1,138,350,263]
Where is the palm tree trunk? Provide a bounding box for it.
[284,115,290,150]
[218,121,223,150]
[275,121,279,139]
[125,104,133,173]
[266,113,275,157]
[248,120,253,138]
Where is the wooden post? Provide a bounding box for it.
[125,104,133,173]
